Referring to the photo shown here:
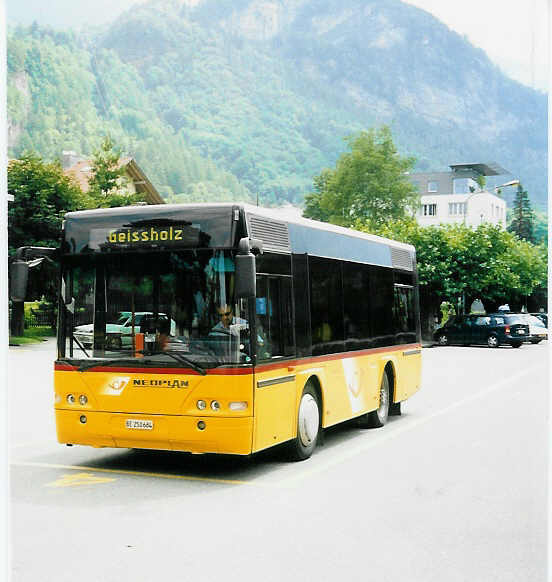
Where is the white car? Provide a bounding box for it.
[74,312,176,349]
[522,314,548,344]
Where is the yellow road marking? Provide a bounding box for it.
[46,472,116,487]
[13,461,261,486]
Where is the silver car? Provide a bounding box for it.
[73,311,176,349]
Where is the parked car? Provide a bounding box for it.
[74,311,176,349]
[530,312,548,327]
[433,313,530,348]
[520,314,548,344]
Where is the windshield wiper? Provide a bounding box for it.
[147,350,207,376]
[77,356,151,372]
[77,350,207,375]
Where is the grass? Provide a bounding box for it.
[9,326,55,346]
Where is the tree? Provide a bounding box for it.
[8,153,87,334]
[532,209,548,246]
[88,136,146,207]
[303,126,419,227]
[365,219,547,337]
[8,153,87,255]
[507,183,534,243]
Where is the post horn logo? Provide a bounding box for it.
[106,377,130,394]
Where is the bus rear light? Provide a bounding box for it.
[196,400,207,410]
[66,394,75,404]
[229,401,248,411]
[210,400,221,411]
[79,395,88,406]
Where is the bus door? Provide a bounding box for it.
[393,284,420,400]
[253,276,296,452]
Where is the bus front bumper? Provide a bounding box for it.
[55,409,253,455]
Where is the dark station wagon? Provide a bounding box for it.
[433,313,530,348]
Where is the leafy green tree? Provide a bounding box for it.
[8,152,86,255]
[87,136,146,207]
[88,136,126,197]
[8,153,87,334]
[532,209,548,246]
[303,127,419,227]
[507,183,534,243]
[366,219,547,335]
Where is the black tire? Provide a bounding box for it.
[530,339,542,345]
[436,333,449,346]
[358,372,390,429]
[511,341,522,348]
[487,334,500,348]
[288,383,321,461]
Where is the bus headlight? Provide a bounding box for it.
[66,394,75,404]
[229,401,248,411]
[210,400,220,411]
[79,395,88,406]
[196,400,207,410]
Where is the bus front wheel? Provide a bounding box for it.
[288,384,320,461]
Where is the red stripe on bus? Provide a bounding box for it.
[54,363,251,375]
[255,343,421,372]
[54,343,421,375]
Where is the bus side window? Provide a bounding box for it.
[393,285,416,344]
[256,275,294,360]
[309,257,344,355]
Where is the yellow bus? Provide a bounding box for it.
[12,203,421,461]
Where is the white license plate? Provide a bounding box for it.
[518,330,525,334]
[125,419,153,430]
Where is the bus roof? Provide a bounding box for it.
[64,202,415,270]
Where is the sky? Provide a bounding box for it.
[5,0,550,92]
[403,0,549,92]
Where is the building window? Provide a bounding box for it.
[453,178,478,194]
[421,203,437,216]
[448,202,466,216]
[427,181,438,193]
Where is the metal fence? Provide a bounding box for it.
[24,309,56,328]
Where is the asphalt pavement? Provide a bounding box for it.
[8,338,550,582]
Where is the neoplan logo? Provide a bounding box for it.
[133,379,189,389]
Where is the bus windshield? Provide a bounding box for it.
[61,249,251,368]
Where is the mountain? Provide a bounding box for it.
[7,0,548,209]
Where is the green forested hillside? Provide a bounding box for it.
[7,0,548,209]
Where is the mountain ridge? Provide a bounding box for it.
[7,0,547,209]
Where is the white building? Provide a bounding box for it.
[408,163,508,228]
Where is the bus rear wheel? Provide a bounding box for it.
[358,372,390,429]
[288,383,320,461]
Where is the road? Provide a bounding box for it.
[8,339,549,582]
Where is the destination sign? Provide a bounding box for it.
[106,225,194,245]
[97,224,202,249]
[64,206,233,254]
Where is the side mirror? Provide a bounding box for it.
[10,261,29,302]
[235,254,256,299]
